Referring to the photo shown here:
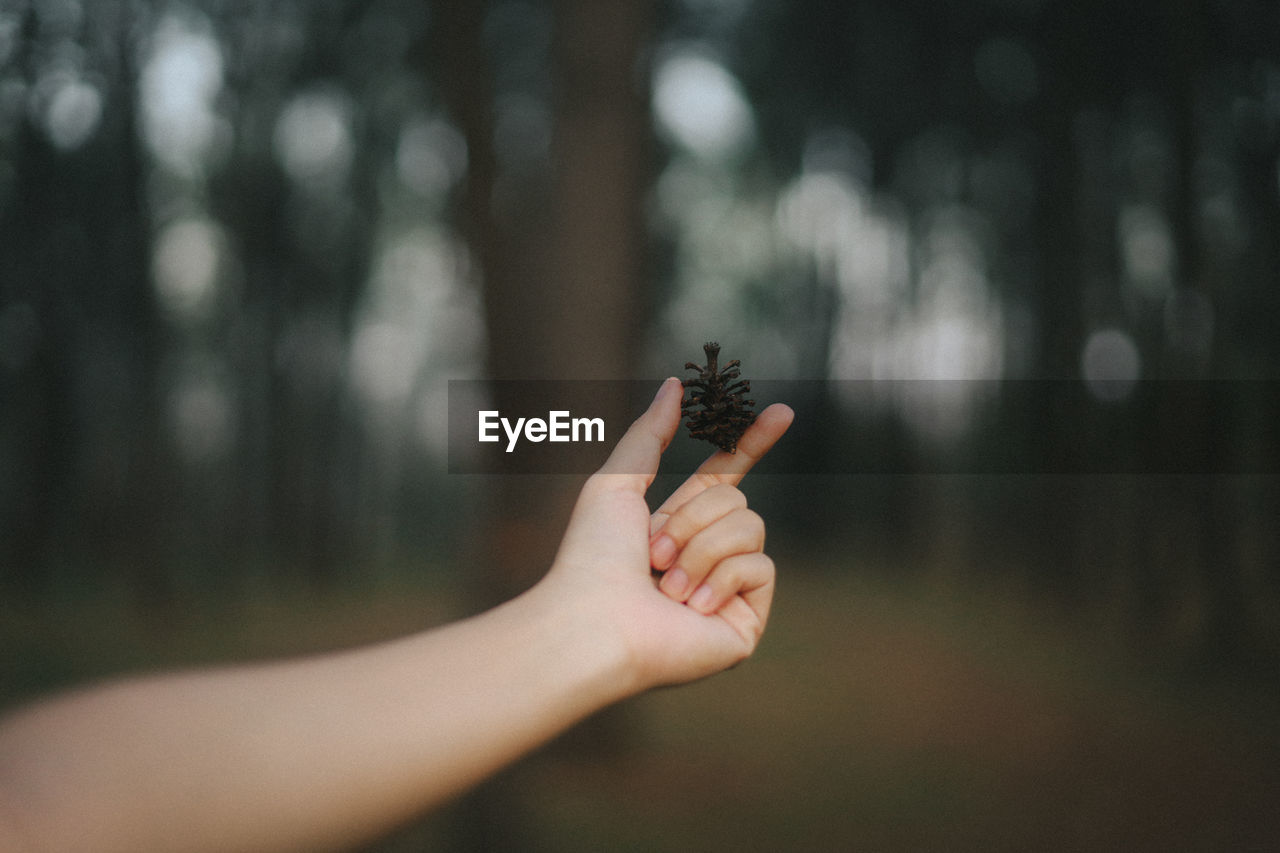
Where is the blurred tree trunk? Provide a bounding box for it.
[1231,21,1280,628]
[432,0,533,613]
[0,4,165,603]
[540,0,655,766]
[206,106,290,587]
[547,0,651,378]
[1166,1,1246,664]
[0,10,64,595]
[107,9,170,611]
[433,0,654,846]
[435,0,653,601]
[1019,4,1090,599]
[0,114,72,597]
[203,6,372,589]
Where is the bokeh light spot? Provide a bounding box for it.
[44,78,101,150]
[140,14,226,176]
[1119,205,1174,297]
[1082,328,1141,402]
[274,90,354,186]
[652,49,754,160]
[152,218,223,324]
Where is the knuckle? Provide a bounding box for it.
[695,472,722,491]
[708,482,746,504]
[710,559,741,591]
[666,510,698,544]
[678,537,715,576]
[757,553,776,580]
[737,552,772,586]
[735,507,766,538]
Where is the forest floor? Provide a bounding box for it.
[3,559,1278,852]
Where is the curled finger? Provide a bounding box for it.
[657,506,764,603]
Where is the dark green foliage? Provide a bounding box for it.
[681,342,756,454]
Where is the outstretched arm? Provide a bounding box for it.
[0,378,792,853]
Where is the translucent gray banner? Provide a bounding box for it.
[447,380,1280,475]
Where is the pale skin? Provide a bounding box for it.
[0,378,793,853]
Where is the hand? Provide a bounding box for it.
[0,380,788,853]
[539,377,793,693]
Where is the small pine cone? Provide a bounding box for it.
[681,342,756,453]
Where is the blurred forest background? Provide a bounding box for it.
[2,0,1279,849]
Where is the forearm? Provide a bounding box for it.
[0,583,631,853]
[0,382,790,853]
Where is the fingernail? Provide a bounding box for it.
[660,567,688,599]
[689,584,715,613]
[650,534,677,570]
[652,377,678,404]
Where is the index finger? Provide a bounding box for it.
[650,402,794,530]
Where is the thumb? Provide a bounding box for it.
[594,377,683,489]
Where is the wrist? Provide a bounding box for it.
[516,577,641,710]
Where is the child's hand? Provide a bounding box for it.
[540,377,793,693]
